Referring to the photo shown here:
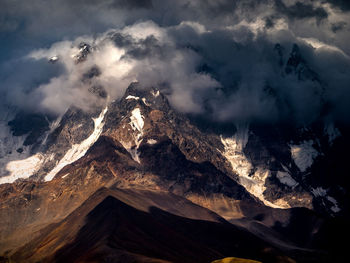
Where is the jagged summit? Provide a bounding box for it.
[285,43,320,82]
[121,83,170,110]
[74,42,91,63]
[0,85,346,212]
[48,56,59,63]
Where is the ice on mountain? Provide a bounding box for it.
[0,153,44,184]
[311,187,327,197]
[119,107,145,164]
[73,42,91,63]
[220,124,290,209]
[220,124,251,180]
[61,173,69,179]
[44,106,108,181]
[290,140,319,172]
[129,108,144,133]
[327,196,341,213]
[49,56,59,63]
[142,98,151,106]
[324,122,341,145]
[276,171,298,188]
[126,95,140,100]
[311,187,341,213]
[0,107,46,184]
[151,90,160,97]
[147,139,157,145]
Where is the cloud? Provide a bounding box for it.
[110,0,153,9]
[275,0,328,22]
[331,21,347,32]
[1,0,350,126]
[325,0,350,11]
[14,21,220,115]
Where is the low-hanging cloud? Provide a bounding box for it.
[23,21,220,115]
[1,0,350,126]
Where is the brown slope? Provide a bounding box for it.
[0,137,133,255]
[11,187,292,263]
[0,134,320,261]
[0,86,333,262]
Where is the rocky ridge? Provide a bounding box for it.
[0,42,349,262]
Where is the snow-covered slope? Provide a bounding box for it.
[119,107,145,163]
[0,107,45,184]
[290,140,319,172]
[45,106,108,181]
[0,103,108,184]
[0,83,346,217]
[220,125,290,209]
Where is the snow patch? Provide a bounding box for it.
[147,139,157,145]
[311,187,327,197]
[44,107,108,181]
[327,196,341,213]
[151,90,160,97]
[61,173,69,179]
[312,187,341,213]
[40,114,64,146]
[290,140,318,172]
[220,136,251,179]
[120,107,145,163]
[126,95,140,100]
[324,122,341,145]
[120,140,143,163]
[49,56,58,62]
[0,154,44,184]
[129,108,144,133]
[276,171,298,188]
[142,98,151,106]
[220,125,290,209]
[0,107,48,184]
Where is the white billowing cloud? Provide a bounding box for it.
[228,17,289,40]
[177,21,209,34]
[299,37,350,58]
[121,21,169,42]
[25,21,220,115]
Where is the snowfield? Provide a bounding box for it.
[221,125,290,209]
[290,140,319,172]
[44,107,108,181]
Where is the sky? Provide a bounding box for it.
[0,0,350,125]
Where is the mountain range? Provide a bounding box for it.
[0,42,349,263]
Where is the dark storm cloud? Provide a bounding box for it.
[0,15,19,32]
[109,32,164,59]
[110,0,153,9]
[325,0,350,11]
[264,16,277,29]
[169,26,329,124]
[0,57,64,111]
[275,0,328,22]
[126,36,163,59]
[193,0,241,16]
[331,21,347,32]
[0,0,350,125]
